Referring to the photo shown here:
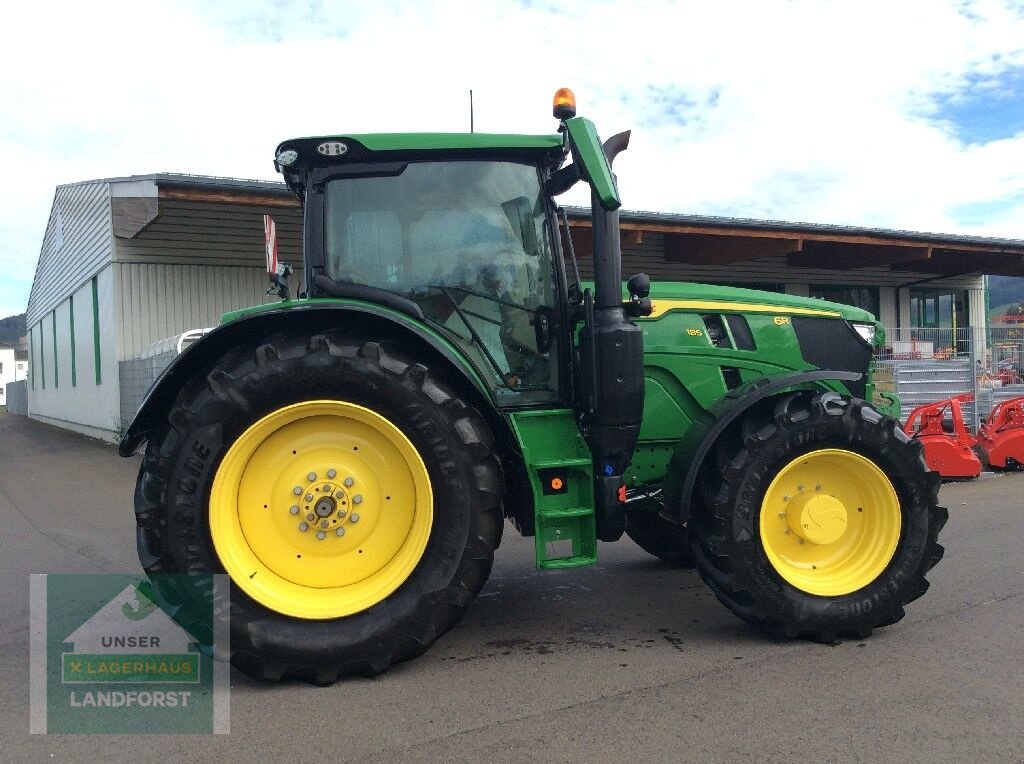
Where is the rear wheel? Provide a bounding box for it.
[689,391,947,641]
[134,333,503,683]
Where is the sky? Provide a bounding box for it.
[1,0,1023,318]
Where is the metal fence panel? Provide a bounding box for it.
[876,326,1024,433]
[4,380,28,415]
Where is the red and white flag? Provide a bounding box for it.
[264,215,278,273]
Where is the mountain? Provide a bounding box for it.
[0,313,26,345]
[988,276,1024,316]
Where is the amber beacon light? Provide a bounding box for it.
[553,88,577,120]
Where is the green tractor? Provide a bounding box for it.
[120,90,946,684]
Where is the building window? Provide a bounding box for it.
[809,285,880,318]
[909,288,967,330]
[909,287,969,354]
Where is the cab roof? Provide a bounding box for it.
[274,132,566,198]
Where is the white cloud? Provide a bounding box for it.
[1,0,1023,315]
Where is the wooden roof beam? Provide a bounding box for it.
[664,233,802,265]
[891,250,1024,276]
[787,242,930,270]
[160,186,300,209]
[566,217,1020,255]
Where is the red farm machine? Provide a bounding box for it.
[903,395,983,479]
[904,394,1024,478]
[977,396,1024,471]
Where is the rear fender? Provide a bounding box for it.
[661,370,861,524]
[118,302,494,457]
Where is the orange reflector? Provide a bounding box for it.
[617,485,627,503]
[553,87,577,120]
[550,477,564,491]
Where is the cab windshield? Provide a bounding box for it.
[324,160,560,403]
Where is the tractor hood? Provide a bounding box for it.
[641,281,876,324]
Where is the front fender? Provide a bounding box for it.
[661,369,861,523]
[118,301,490,456]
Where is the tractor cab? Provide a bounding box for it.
[290,152,565,404]
[272,90,650,519]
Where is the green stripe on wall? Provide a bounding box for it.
[91,276,101,385]
[69,294,77,387]
[39,323,45,390]
[52,311,59,389]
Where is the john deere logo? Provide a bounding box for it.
[30,573,228,734]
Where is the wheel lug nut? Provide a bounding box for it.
[336,527,345,537]
[320,520,329,529]
[777,512,786,518]
[344,477,354,487]
[293,486,303,495]
[337,509,346,518]
[316,531,326,540]
[327,469,337,479]
[783,495,791,502]
[353,495,363,505]
[798,485,805,491]
[306,513,315,521]
[290,505,299,515]
[815,484,822,491]
[335,491,345,499]
[307,472,317,481]
[298,522,309,532]
[350,513,360,523]
[305,493,314,502]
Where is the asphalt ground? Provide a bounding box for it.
[0,411,1022,762]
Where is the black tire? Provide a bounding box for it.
[689,390,947,641]
[133,332,503,684]
[625,512,695,566]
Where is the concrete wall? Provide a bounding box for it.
[27,267,121,441]
[5,380,27,415]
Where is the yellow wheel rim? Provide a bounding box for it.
[209,401,433,619]
[759,449,901,597]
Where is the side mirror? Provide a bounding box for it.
[627,273,650,299]
[624,273,652,318]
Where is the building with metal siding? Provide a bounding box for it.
[23,172,1024,441]
[25,174,301,440]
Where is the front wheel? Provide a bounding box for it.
[134,334,503,683]
[690,391,947,641]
